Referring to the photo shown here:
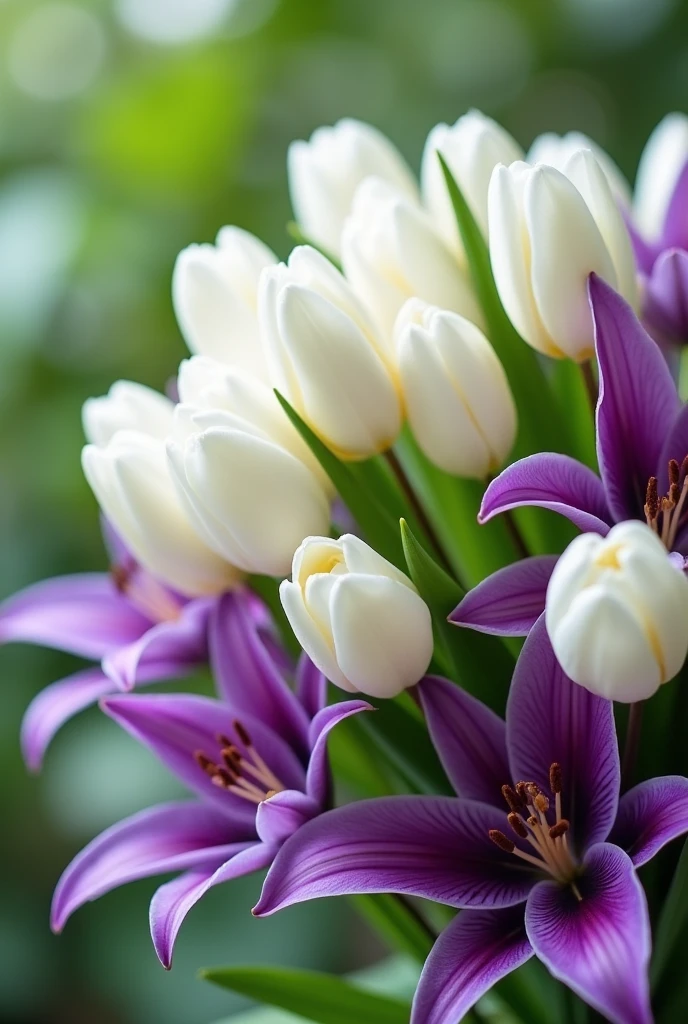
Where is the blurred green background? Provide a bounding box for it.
[1,0,688,1020]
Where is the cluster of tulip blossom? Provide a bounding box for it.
[6,108,688,1024]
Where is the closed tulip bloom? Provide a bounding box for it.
[83,380,174,447]
[546,521,688,702]
[280,534,433,698]
[172,226,277,380]
[288,118,417,259]
[421,110,523,254]
[82,433,239,597]
[488,152,638,361]
[166,404,331,577]
[342,177,482,341]
[634,112,688,242]
[527,131,631,208]
[259,246,402,460]
[395,300,516,479]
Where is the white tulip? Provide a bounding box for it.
[527,131,631,208]
[546,521,688,702]
[83,381,174,447]
[342,178,482,341]
[488,153,638,361]
[395,300,516,479]
[634,113,688,241]
[421,110,523,255]
[82,433,239,597]
[288,118,417,259]
[172,226,277,379]
[166,403,331,577]
[258,245,403,460]
[280,534,434,698]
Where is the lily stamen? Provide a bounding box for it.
[194,723,286,806]
[644,458,688,550]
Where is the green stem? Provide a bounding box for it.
[581,359,598,414]
[621,700,645,792]
[385,448,453,574]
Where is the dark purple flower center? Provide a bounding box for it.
[111,561,183,622]
[489,762,582,900]
[194,721,286,805]
[644,456,688,549]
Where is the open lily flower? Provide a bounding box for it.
[255,618,688,1024]
[51,599,369,968]
[453,274,688,636]
[0,522,240,770]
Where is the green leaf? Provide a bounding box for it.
[400,519,514,711]
[358,694,452,795]
[550,359,597,471]
[247,574,300,657]
[201,966,410,1024]
[327,712,396,798]
[651,838,688,990]
[351,894,434,963]
[274,391,405,569]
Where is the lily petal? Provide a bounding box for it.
[51,801,245,932]
[101,694,306,823]
[306,700,371,807]
[0,574,150,659]
[418,676,508,806]
[103,597,213,691]
[526,843,652,1024]
[450,556,559,636]
[253,796,538,916]
[296,654,328,719]
[610,775,688,867]
[506,617,620,855]
[660,162,688,251]
[150,842,275,969]
[644,249,688,342]
[256,791,320,846]
[21,667,115,772]
[411,907,532,1024]
[479,454,612,535]
[590,273,680,522]
[209,591,310,756]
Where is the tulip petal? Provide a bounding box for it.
[450,556,559,636]
[590,274,681,522]
[411,906,532,1024]
[255,791,320,846]
[101,693,306,824]
[103,597,213,691]
[305,699,372,807]
[253,796,538,916]
[526,843,652,1024]
[209,592,310,756]
[51,801,245,932]
[506,617,620,855]
[479,454,612,535]
[150,840,275,969]
[0,574,150,658]
[418,676,509,806]
[21,667,115,772]
[609,776,688,867]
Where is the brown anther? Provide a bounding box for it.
[488,830,515,854]
[549,820,570,840]
[194,750,213,771]
[265,789,277,800]
[671,483,681,504]
[515,782,529,803]
[669,459,680,487]
[527,815,538,827]
[507,812,529,839]
[222,748,242,772]
[534,793,550,814]
[526,783,541,802]
[549,763,562,794]
[211,767,235,789]
[502,785,524,812]
[645,477,659,521]
[682,456,688,479]
[662,496,674,513]
[233,720,252,747]
[216,733,233,749]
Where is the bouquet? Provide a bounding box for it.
[5,108,688,1024]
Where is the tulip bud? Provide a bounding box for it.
[288,118,417,259]
[82,433,239,597]
[545,521,688,702]
[527,131,631,209]
[82,381,174,447]
[395,300,516,478]
[342,178,482,341]
[166,404,331,577]
[280,534,434,698]
[172,226,277,380]
[488,153,638,361]
[634,113,688,242]
[421,110,523,255]
[258,245,403,460]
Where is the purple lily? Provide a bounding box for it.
[0,521,250,770]
[254,618,688,1024]
[51,595,369,968]
[453,274,688,637]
